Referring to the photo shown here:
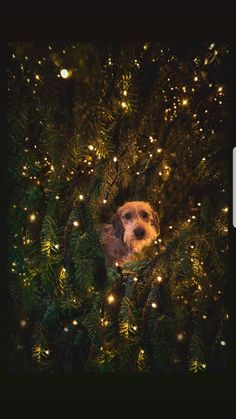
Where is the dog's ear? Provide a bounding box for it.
[151,210,160,236]
[112,212,124,240]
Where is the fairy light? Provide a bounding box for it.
[107,294,115,304]
[72,320,78,325]
[88,145,94,150]
[182,99,188,106]
[197,202,201,207]
[45,350,50,355]
[218,86,223,92]
[20,319,27,328]
[79,194,84,201]
[169,225,173,229]
[64,327,69,332]
[133,277,138,282]
[29,214,36,222]
[73,221,79,227]
[177,333,184,341]
[151,302,157,308]
[123,90,127,96]
[113,156,118,162]
[220,340,226,346]
[121,102,127,108]
[157,276,162,282]
[103,199,107,204]
[194,76,198,82]
[203,315,207,319]
[157,148,162,153]
[55,195,60,200]
[222,207,228,213]
[60,69,69,78]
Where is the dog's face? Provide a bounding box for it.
[112,201,160,253]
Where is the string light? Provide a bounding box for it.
[157,276,162,282]
[222,207,228,213]
[115,262,119,267]
[103,199,107,204]
[121,102,127,108]
[151,302,157,308]
[177,333,184,341]
[123,90,127,96]
[79,194,84,200]
[60,69,69,79]
[88,145,94,150]
[107,294,115,304]
[72,320,78,325]
[113,156,118,162]
[29,214,36,222]
[64,327,69,332]
[20,319,27,327]
[182,99,188,106]
[73,221,79,227]
[133,277,138,282]
[157,148,162,153]
[220,340,226,346]
[55,195,60,200]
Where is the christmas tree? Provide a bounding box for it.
[7,42,229,372]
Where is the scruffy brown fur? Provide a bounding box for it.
[99,201,160,266]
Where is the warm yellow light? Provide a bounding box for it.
[107,294,115,304]
[169,225,173,229]
[151,302,157,308]
[218,86,223,92]
[103,199,107,204]
[133,277,138,282]
[157,276,162,282]
[20,319,27,327]
[79,194,84,200]
[197,202,201,207]
[64,327,69,332]
[157,148,162,153]
[113,156,118,162]
[222,207,228,213]
[115,262,119,267]
[182,98,188,106]
[88,145,94,150]
[220,340,226,346]
[123,90,127,96]
[73,221,79,227]
[177,333,184,341]
[72,320,78,325]
[121,102,127,108]
[194,76,198,81]
[60,69,69,79]
[55,195,60,200]
[29,214,36,222]
[35,74,40,80]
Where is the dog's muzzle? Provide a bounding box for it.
[134,227,145,239]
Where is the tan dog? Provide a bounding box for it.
[99,201,160,266]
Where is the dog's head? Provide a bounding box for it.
[112,201,160,253]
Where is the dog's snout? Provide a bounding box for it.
[134,227,145,239]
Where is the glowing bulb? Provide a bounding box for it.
[133,326,137,331]
[73,221,79,227]
[182,99,188,106]
[194,76,198,81]
[103,199,107,204]
[88,145,94,150]
[20,319,27,327]
[72,320,78,325]
[220,340,226,346]
[151,302,157,308]
[107,294,115,304]
[115,262,119,267]
[60,69,69,79]
[45,350,50,355]
[140,349,144,354]
[218,86,223,92]
[197,202,201,206]
[55,195,60,200]
[203,315,207,319]
[157,276,162,282]
[113,156,118,162]
[133,277,138,282]
[29,214,36,222]
[123,90,127,96]
[177,333,184,341]
[64,327,69,332]
[35,74,40,80]
[192,215,196,219]
[169,225,173,229]
[79,194,84,200]
[121,102,127,108]
[157,148,162,153]
[222,207,228,213]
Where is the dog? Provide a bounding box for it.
[98,201,160,267]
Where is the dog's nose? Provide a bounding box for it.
[134,227,145,239]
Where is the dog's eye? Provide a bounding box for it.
[142,211,148,218]
[125,213,132,219]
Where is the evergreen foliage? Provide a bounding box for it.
[7,42,229,372]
